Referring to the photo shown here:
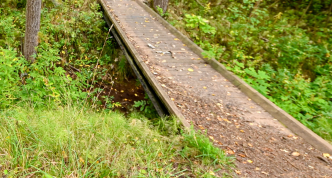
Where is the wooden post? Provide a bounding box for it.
[24,0,41,62]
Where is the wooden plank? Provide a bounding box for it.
[99,0,190,128]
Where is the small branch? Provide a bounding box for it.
[267,0,280,9]
[87,24,114,94]
[298,0,313,25]
[249,0,261,17]
[325,1,332,25]
[68,64,80,72]
[194,0,205,7]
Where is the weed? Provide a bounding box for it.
[0,103,233,177]
[156,5,169,18]
[182,127,234,165]
[133,94,158,118]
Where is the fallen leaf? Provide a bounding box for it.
[247,160,253,163]
[291,152,300,157]
[209,171,215,176]
[203,86,207,89]
[255,167,260,171]
[323,153,330,158]
[248,143,253,147]
[261,171,269,175]
[240,130,245,133]
[238,154,246,158]
[280,149,289,153]
[198,125,204,130]
[79,157,84,163]
[226,150,235,154]
[188,68,194,72]
[223,118,231,123]
[174,38,179,40]
[235,170,241,175]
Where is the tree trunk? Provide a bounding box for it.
[24,0,41,62]
[153,0,169,14]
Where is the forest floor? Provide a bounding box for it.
[107,0,332,177]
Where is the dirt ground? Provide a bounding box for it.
[95,78,147,113]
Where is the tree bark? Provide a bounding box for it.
[153,0,169,14]
[24,0,41,62]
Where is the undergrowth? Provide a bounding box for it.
[0,0,131,109]
[0,103,233,177]
[167,0,332,142]
[0,0,234,176]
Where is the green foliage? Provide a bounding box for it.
[182,128,234,165]
[133,94,158,118]
[168,0,332,141]
[0,2,234,177]
[0,0,119,109]
[155,5,169,18]
[184,14,216,40]
[0,103,231,177]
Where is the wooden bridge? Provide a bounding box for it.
[98,0,332,164]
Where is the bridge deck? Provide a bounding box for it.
[102,0,284,129]
[100,0,332,176]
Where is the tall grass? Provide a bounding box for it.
[0,103,233,177]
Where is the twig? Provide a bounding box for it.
[68,64,80,72]
[325,1,332,25]
[84,25,114,108]
[286,158,300,170]
[87,24,114,93]
[298,0,313,25]
[249,0,262,17]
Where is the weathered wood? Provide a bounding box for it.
[99,0,332,155]
[99,0,190,128]
[134,0,332,154]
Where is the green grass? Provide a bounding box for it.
[0,103,233,177]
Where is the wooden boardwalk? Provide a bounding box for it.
[100,0,284,128]
[98,0,332,176]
